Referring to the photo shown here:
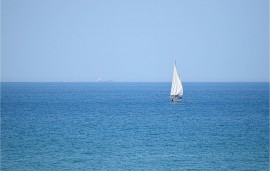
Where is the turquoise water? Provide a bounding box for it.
[1,83,269,170]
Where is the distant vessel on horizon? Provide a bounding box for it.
[170,60,183,102]
[96,78,114,83]
[96,78,102,82]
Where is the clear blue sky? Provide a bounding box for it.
[1,0,269,82]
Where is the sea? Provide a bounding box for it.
[1,82,269,170]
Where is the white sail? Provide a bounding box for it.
[170,61,183,96]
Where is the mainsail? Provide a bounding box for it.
[170,61,183,97]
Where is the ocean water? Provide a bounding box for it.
[1,82,269,170]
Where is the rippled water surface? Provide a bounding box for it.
[1,82,269,170]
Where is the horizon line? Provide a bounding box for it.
[1,81,269,83]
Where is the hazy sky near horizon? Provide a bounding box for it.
[2,0,269,82]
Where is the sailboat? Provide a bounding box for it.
[170,61,183,101]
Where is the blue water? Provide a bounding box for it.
[1,82,269,170]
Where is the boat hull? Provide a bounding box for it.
[170,95,182,102]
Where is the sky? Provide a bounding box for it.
[1,0,269,82]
